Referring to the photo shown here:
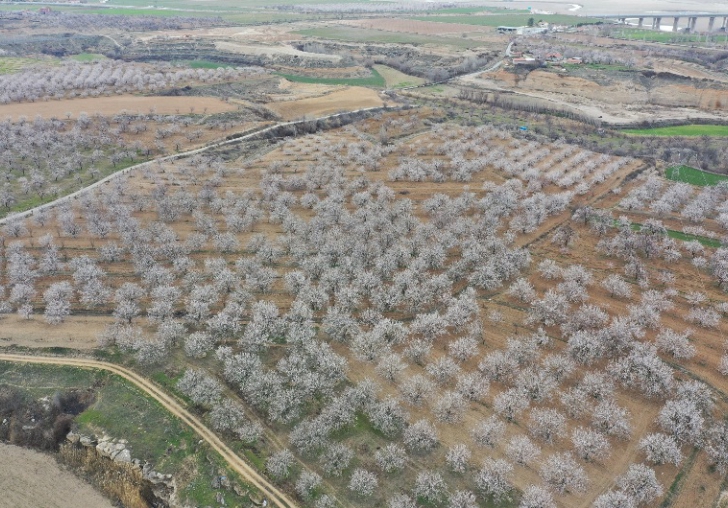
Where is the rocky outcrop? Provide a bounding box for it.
[60,432,176,508]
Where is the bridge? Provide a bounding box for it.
[592,12,728,32]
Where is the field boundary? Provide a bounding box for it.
[0,353,299,508]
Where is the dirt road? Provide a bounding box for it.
[0,353,298,508]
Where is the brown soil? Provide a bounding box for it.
[265,86,384,120]
[0,95,238,120]
[0,314,109,350]
[0,443,114,508]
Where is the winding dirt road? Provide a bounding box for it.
[0,353,298,508]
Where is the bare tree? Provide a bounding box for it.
[519,485,556,508]
[348,468,378,497]
[617,464,663,506]
[471,416,506,448]
[403,419,439,453]
[266,449,295,482]
[571,427,611,462]
[539,452,588,494]
[506,434,541,467]
[375,443,407,473]
[638,433,682,466]
[43,281,73,325]
[475,458,513,502]
[413,470,448,505]
[446,443,471,473]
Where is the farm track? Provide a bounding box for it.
[0,353,299,508]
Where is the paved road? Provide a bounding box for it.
[0,353,298,508]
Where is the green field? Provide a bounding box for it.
[0,361,254,507]
[373,64,425,88]
[412,13,602,27]
[608,27,728,44]
[70,53,107,62]
[628,221,722,247]
[296,26,480,48]
[666,165,728,186]
[624,125,728,137]
[277,67,386,87]
[0,57,44,74]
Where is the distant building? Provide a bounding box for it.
[497,26,548,35]
[566,57,583,64]
[545,52,562,61]
[513,57,537,65]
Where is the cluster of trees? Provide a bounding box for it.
[0,61,266,104]
[0,107,260,216]
[621,177,728,230]
[21,11,227,31]
[2,112,727,507]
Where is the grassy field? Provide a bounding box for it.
[608,27,728,44]
[373,64,426,88]
[0,57,44,74]
[666,165,728,186]
[412,13,602,27]
[70,53,108,62]
[624,125,728,137]
[0,361,253,507]
[295,26,479,49]
[277,67,386,87]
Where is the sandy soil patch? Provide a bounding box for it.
[0,443,113,508]
[215,41,341,61]
[0,314,111,350]
[266,86,384,120]
[0,95,237,120]
[137,25,299,43]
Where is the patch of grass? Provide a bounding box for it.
[666,230,721,248]
[0,57,43,74]
[70,53,107,62]
[411,13,601,27]
[295,27,479,48]
[184,60,234,69]
[372,64,425,88]
[609,27,727,44]
[629,220,721,247]
[243,448,266,471]
[561,62,634,72]
[666,165,728,186]
[0,362,103,397]
[625,125,728,137]
[277,68,386,87]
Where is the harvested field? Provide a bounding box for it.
[0,95,238,120]
[342,17,493,35]
[265,86,383,120]
[0,443,113,508]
